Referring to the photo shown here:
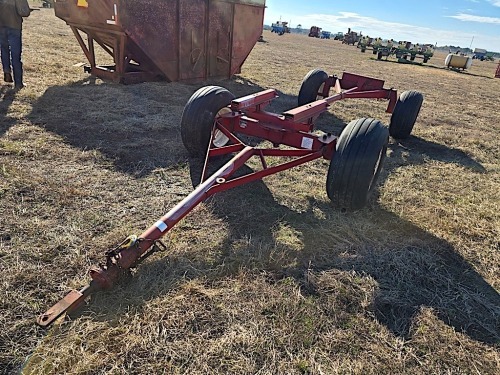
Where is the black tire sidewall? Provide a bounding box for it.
[181,86,235,157]
[298,69,329,106]
[326,118,389,211]
[389,90,424,139]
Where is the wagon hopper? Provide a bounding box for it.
[53,0,266,83]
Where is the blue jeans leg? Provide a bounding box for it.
[0,28,22,86]
[0,27,11,74]
[7,28,23,86]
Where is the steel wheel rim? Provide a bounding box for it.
[213,108,231,147]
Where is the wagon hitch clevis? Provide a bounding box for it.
[37,235,166,327]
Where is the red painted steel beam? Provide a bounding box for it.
[136,141,334,245]
[241,111,313,133]
[218,112,316,150]
[139,146,254,245]
[281,85,397,122]
[208,143,246,157]
[206,149,327,195]
[326,88,397,113]
[220,118,325,151]
[231,89,278,111]
[282,100,330,123]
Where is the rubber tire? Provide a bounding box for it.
[377,51,383,60]
[389,90,424,139]
[298,69,328,106]
[326,118,388,211]
[181,86,235,157]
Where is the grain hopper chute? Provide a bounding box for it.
[54,0,266,83]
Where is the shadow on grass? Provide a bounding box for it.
[27,76,332,177]
[195,164,499,345]
[386,135,487,173]
[82,144,498,346]
[0,85,18,136]
[83,163,499,346]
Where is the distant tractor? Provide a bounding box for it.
[333,32,344,40]
[418,44,435,63]
[42,0,53,7]
[321,31,332,39]
[357,36,374,52]
[394,41,413,59]
[342,28,361,45]
[271,21,290,36]
[373,39,395,59]
[393,42,434,63]
[309,26,322,38]
[473,48,487,61]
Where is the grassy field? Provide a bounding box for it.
[1,6,499,375]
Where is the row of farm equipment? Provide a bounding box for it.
[356,36,496,71]
[270,24,494,73]
[279,25,435,65]
[357,37,435,63]
[306,26,435,64]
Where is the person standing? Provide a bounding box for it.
[0,0,31,90]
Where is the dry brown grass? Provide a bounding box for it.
[1,5,499,374]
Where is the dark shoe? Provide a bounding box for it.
[14,83,25,91]
[4,72,13,83]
